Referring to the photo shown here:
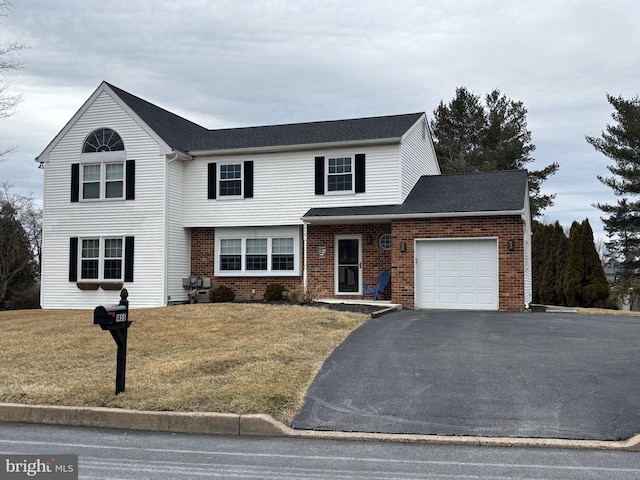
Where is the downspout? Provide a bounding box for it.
[303,222,308,292]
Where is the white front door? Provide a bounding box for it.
[335,235,362,295]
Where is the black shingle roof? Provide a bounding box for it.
[303,170,529,219]
[108,83,423,153]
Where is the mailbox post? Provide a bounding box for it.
[93,289,132,395]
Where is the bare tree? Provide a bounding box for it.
[0,0,26,159]
[0,182,42,269]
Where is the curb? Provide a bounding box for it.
[1,403,639,451]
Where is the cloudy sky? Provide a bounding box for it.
[1,0,638,239]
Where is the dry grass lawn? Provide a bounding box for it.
[0,304,369,424]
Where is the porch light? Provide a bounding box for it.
[508,239,515,251]
[367,234,372,244]
[400,242,407,253]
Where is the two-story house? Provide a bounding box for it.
[36,82,532,311]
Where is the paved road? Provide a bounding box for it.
[293,310,640,440]
[1,423,639,479]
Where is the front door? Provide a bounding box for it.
[335,235,361,295]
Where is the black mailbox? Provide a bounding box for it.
[94,304,128,329]
[93,289,131,394]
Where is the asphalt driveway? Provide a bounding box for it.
[292,310,640,440]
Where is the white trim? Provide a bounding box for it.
[334,234,362,296]
[303,209,525,225]
[214,226,300,277]
[217,162,243,199]
[78,236,125,282]
[189,137,401,157]
[325,155,355,195]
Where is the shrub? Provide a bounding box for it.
[283,287,317,304]
[210,285,235,303]
[264,283,287,302]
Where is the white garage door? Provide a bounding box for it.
[415,239,498,310]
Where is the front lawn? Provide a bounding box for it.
[0,304,369,424]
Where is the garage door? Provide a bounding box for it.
[415,239,498,310]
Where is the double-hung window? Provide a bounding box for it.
[81,161,124,200]
[220,239,242,271]
[327,156,353,193]
[219,163,242,197]
[272,238,294,271]
[315,154,365,195]
[80,237,124,281]
[216,227,299,276]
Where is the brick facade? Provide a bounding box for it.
[390,216,526,311]
[306,223,392,299]
[190,216,526,310]
[190,227,304,300]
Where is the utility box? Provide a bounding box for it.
[183,275,211,303]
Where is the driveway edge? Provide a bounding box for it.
[1,403,638,451]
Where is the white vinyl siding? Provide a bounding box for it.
[40,89,168,309]
[183,144,401,228]
[166,158,190,304]
[400,114,440,201]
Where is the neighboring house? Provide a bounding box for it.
[36,82,532,311]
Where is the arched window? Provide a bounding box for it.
[83,128,124,153]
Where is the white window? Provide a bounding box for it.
[327,156,353,193]
[82,162,124,200]
[215,227,300,276]
[80,237,123,281]
[219,163,242,197]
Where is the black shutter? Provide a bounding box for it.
[315,156,325,195]
[124,236,134,282]
[126,160,135,200]
[244,161,254,198]
[69,237,78,282]
[71,164,80,202]
[355,154,366,193]
[207,163,217,199]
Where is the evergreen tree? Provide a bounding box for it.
[580,219,610,307]
[552,222,569,305]
[531,221,548,303]
[431,87,559,217]
[587,94,640,278]
[562,221,584,306]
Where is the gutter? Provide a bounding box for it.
[188,137,402,157]
[302,209,526,225]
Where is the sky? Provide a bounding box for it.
[1,0,639,240]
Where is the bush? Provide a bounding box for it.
[283,287,317,304]
[3,282,41,310]
[264,283,287,302]
[210,285,235,303]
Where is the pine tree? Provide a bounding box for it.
[553,222,569,305]
[580,219,610,307]
[431,87,559,217]
[562,221,584,306]
[587,94,640,278]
